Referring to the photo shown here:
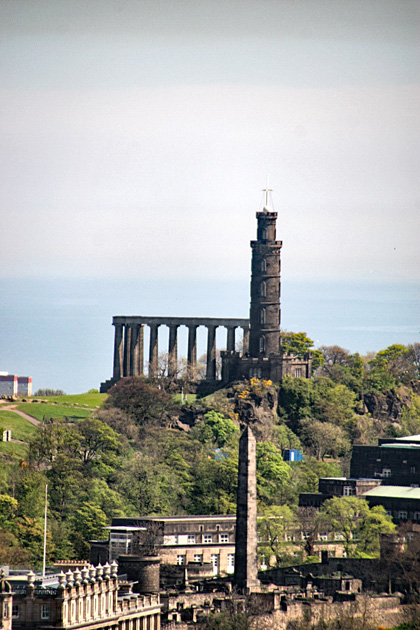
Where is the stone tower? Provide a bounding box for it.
[234,425,260,592]
[221,188,312,383]
[248,195,282,358]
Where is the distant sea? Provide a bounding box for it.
[0,277,418,394]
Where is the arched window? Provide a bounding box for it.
[260,282,266,297]
[260,309,265,324]
[260,259,266,272]
[262,228,267,240]
[259,336,265,353]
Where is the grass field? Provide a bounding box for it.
[0,440,28,460]
[0,409,39,441]
[35,393,107,408]
[15,403,94,422]
[173,393,197,404]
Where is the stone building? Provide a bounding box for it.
[1,562,161,630]
[91,515,237,577]
[100,190,311,392]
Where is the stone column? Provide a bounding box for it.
[130,325,144,376]
[123,325,132,377]
[148,325,159,378]
[226,326,236,352]
[113,323,124,380]
[130,325,139,376]
[234,425,260,592]
[242,326,250,354]
[206,325,217,380]
[137,325,144,376]
[187,325,198,379]
[168,325,179,379]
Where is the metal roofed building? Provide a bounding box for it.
[363,485,420,523]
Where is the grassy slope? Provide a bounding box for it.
[15,403,94,422]
[41,393,107,407]
[0,410,39,441]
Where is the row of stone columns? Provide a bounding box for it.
[113,321,250,381]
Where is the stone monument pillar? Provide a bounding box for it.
[234,425,260,592]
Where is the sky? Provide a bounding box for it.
[0,0,419,392]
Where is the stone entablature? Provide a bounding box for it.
[8,562,161,630]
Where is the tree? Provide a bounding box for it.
[105,377,177,427]
[300,419,350,461]
[78,417,121,468]
[317,496,395,557]
[258,504,297,566]
[191,410,238,448]
[256,442,290,506]
[281,331,324,371]
[70,501,108,559]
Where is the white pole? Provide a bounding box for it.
[42,484,48,579]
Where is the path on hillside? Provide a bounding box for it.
[0,403,40,426]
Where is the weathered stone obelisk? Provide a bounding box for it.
[234,424,260,592]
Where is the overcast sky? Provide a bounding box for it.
[1,0,419,284]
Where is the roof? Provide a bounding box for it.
[363,486,420,500]
[381,443,420,449]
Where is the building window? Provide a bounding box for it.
[193,554,203,562]
[211,554,219,567]
[260,309,265,324]
[41,605,50,620]
[319,533,328,541]
[220,533,229,543]
[227,554,235,568]
[203,534,212,544]
[177,555,186,565]
[260,259,266,272]
[343,486,353,496]
[398,511,408,520]
[414,512,420,521]
[187,534,196,544]
[262,229,267,240]
[12,604,19,619]
[260,282,266,297]
[259,336,265,353]
[382,468,391,478]
[173,535,179,544]
[411,466,416,473]
[294,368,302,378]
[249,367,262,378]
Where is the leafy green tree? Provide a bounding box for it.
[318,346,364,392]
[105,377,176,427]
[15,516,54,567]
[258,504,297,566]
[281,331,324,371]
[366,344,415,391]
[191,410,238,448]
[0,494,18,528]
[70,501,108,559]
[272,424,301,452]
[317,496,395,557]
[77,417,122,474]
[314,380,357,427]
[278,375,316,429]
[256,442,290,506]
[300,419,351,461]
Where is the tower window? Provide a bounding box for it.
[260,282,266,297]
[262,228,267,240]
[260,309,265,324]
[260,259,266,272]
[259,336,265,353]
